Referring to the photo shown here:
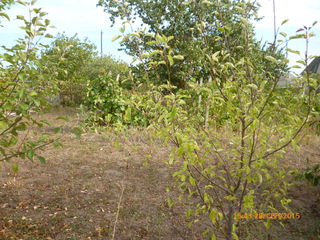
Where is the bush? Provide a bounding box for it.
[297,164,320,186]
[39,33,97,106]
[84,56,131,88]
[105,5,317,239]
[83,74,148,127]
[0,1,61,165]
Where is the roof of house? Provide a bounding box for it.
[302,56,320,74]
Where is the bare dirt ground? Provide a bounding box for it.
[0,108,319,240]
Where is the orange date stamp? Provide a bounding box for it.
[234,212,301,220]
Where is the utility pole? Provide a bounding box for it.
[272,0,277,45]
[101,30,103,58]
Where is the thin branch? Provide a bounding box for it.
[0,116,23,136]
[0,138,59,162]
[112,183,125,240]
[191,164,232,195]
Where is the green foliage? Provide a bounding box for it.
[84,55,130,88]
[311,98,320,135]
[0,0,14,25]
[83,74,148,127]
[104,2,317,238]
[98,0,287,88]
[39,33,97,106]
[297,164,320,186]
[0,1,61,164]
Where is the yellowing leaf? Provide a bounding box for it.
[112,35,122,42]
[173,55,184,60]
[265,56,277,63]
[0,121,8,130]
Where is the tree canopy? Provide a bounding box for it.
[98,0,286,88]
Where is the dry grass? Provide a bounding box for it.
[0,108,319,240]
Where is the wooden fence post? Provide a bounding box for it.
[198,77,203,108]
[204,76,212,129]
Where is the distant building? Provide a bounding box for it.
[301,56,320,94]
[302,57,320,75]
[278,72,296,88]
[277,56,320,89]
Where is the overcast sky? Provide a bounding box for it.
[1,0,319,72]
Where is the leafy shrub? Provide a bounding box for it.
[84,56,131,89]
[83,74,148,127]
[297,164,320,186]
[98,0,319,238]
[104,8,318,240]
[312,97,320,135]
[39,33,97,106]
[0,1,60,164]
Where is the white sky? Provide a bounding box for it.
[1,0,320,71]
[256,0,320,72]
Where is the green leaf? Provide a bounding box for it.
[279,32,287,38]
[40,12,47,17]
[189,176,196,186]
[202,0,213,6]
[296,60,306,65]
[53,141,63,148]
[203,192,210,203]
[112,35,122,42]
[12,163,19,174]
[146,41,157,45]
[45,19,50,26]
[186,208,192,218]
[224,195,236,201]
[291,65,301,69]
[0,121,8,130]
[32,16,38,24]
[240,17,249,26]
[26,149,35,161]
[264,219,271,229]
[247,84,258,90]
[29,91,38,96]
[289,34,305,40]
[173,55,184,60]
[16,122,27,131]
[17,1,27,6]
[258,173,263,184]
[124,107,132,122]
[232,232,239,240]
[0,12,10,21]
[71,127,82,139]
[16,15,25,21]
[287,48,300,55]
[156,34,164,43]
[55,116,70,121]
[209,209,217,224]
[167,36,174,42]
[37,155,46,164]
[33,98,41,107]
[167,198,174,208]
[168,55,174,66]
[119,25,125,33]
[265,56,277,63]
[53,127,62,134]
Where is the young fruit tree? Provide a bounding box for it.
[0,1,63,167]
[100,0,317,239]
